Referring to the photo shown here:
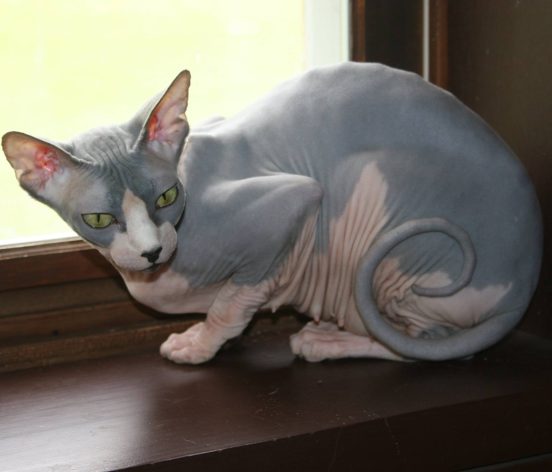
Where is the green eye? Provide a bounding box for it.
[156,185,178,208]
[82,213,115,229]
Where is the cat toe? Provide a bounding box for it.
[161,345,215,364]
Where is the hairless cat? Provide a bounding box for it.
[2,63,542,363]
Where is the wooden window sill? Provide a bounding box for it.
[1,314,552,472]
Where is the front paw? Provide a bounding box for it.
[160,322,219,364]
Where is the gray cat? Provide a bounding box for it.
[2,63,542,363]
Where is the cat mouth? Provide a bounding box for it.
[142,262,162,273]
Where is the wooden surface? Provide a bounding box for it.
[2,319,552,472]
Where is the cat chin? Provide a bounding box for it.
[141,262,163,273]
[113,259,169,273]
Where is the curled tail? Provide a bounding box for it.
[355,218,522,361]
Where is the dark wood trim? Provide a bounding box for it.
[351,0,367,62]
[429,0,448,88]
[0,238,116,292]
[351,0,424,75]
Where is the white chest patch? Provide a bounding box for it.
[123,267,223,314]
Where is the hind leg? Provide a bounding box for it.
[290,321,405,362]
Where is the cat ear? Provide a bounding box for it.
[140,70,191,163]
[1,131,78,202]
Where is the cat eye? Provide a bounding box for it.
[156,185,178,209]
[82,213,116,229]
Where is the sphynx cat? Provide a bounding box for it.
[2,63,542,363]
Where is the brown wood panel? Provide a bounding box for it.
[0,277,129,318]
[0,316,197,373]
[0,240,117,292]
[0,300,157,344]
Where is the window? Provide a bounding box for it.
[0,0,349,245]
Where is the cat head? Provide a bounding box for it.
[2,70,191,272]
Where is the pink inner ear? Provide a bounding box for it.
[34,145,60,184]
[147,113,160,141]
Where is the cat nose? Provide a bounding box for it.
[141,246,162,263]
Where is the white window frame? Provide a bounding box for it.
[304,0,351,69]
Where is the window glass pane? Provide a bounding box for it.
[0,0,305,244]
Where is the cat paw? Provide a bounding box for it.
[290,321,340,362]
[160,322,219,364]
[290,320,404,362]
